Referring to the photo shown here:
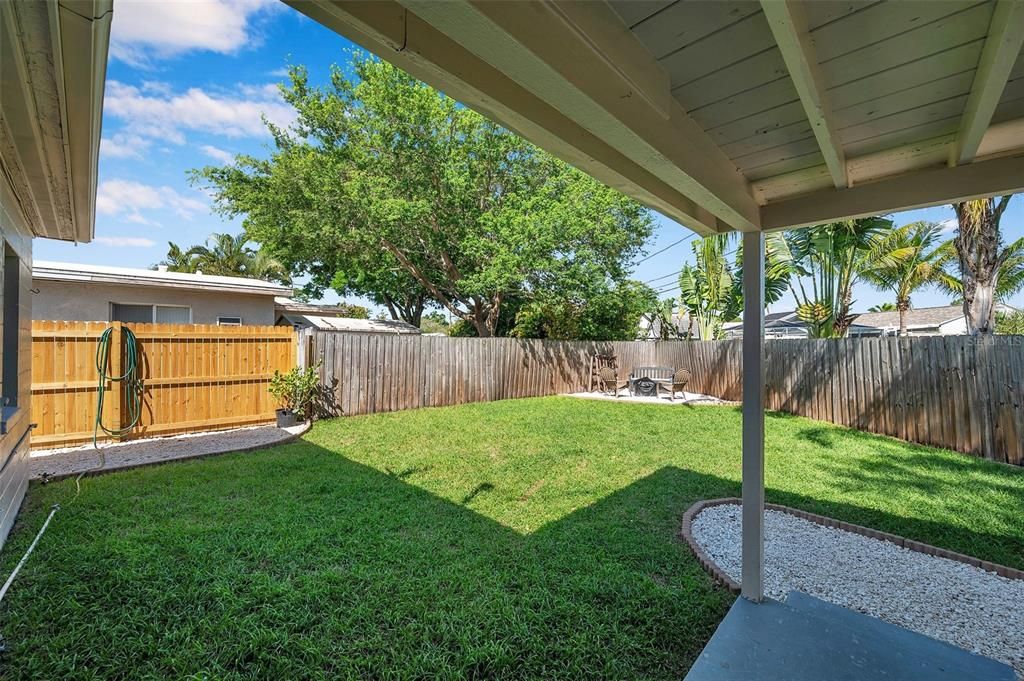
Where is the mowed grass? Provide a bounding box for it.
[1,397,1023,679]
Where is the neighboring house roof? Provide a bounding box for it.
[33,261,293,297]
[851,303,1019,331]
[277,313,421,334]
[273,297,363,317]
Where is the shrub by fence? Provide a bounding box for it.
[304,331,1023,466]
[31,321,296,449]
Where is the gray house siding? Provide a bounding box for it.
[32,280,278,326]
[0,180,35,549]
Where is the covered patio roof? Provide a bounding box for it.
[288,0,1024,236]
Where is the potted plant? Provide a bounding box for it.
[268,362,321,427]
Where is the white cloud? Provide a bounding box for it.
[110,0,280,66]
[96,179,208,223]
[938,217,958,233]
[200,145,236,164]
[104,80,294,144]
[94,236,157,248]
[101,133,152,159]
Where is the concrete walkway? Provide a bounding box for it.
[30,422,309,480]
[685,592,1015,681]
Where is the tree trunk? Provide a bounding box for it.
[953,198,1007,336]
[897,298,909,337]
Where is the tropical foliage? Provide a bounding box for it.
[769,217,894,338]
[192,56,652,336]
[861,222,956,336]
[868,302,896,312]
[157,233,291,284]
[996,310,1024,335]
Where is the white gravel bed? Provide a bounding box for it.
[30,423,308,480]
[692,504,1024,679]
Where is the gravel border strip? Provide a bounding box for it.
[679,497,1024,591]
[34,421,313,483]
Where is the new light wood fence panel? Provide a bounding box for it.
[308,332,1023,465]
[31,321,296,449]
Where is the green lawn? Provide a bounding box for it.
[2,397,1022,679]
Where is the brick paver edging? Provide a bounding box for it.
[679,497,1024,594]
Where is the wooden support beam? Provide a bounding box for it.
[396,0,761,231]
[761,0,848,188]
[285,0,723,234]
[761,153,1024,231]
[950,0,1024,166]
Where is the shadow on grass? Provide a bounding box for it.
[0,439,1021,679]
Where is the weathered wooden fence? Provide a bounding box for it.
[305,331,1023,465]
[31,321,296,448]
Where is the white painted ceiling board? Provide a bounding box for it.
[818,4,993,89]
[811,0,981,63]
[832,71,976,128]
[801,0,877,31]
[606,0,675,28]
[743,148,825,181]
[827,43,984,110]
[671,47,789,111]
[734,135,822,173]
[843,116,963,157]
[992,95,1024,124]
[721,118,812,158]
[708,101,808,148]
[690,76,801,131]
[659,10,776,87]
[629,1,759,60]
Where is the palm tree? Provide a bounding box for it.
[156,233,291,284]
[949,196,1017,335]
[770,217,893,338]
[868,302,896,312]
[156,242,198,273]
[248,249,291,284]
[189,233,254,277]
[861,222,956,336]
[677,234,741,340]
[939,234,1023,312]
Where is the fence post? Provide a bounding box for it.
[104,321,124,440]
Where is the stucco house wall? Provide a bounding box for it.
[32,280,278,326]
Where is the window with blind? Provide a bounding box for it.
[111,304,192,324]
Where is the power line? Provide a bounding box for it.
[649,247,741,296]
[634,233,696,266]
[643,269,683,285]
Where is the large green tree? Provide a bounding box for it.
[861,221,956,336]
[192,57,651,336]
[510,280,657,341]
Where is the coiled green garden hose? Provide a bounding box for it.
[93,325,144,449]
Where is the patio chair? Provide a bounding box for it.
[658,368,691,401]
[596,366,629,397]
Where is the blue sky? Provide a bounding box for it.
[35,0,1024,315]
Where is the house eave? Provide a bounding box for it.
[0,0,110,244]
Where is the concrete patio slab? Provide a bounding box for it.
[566,391,734,406]
[685,591,1015,681]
